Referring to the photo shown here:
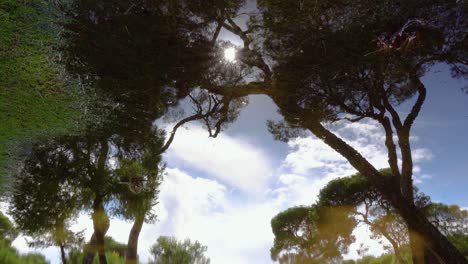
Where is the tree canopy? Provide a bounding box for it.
[272,171,468,263]
[149,236,210,264]
[1,0,467,263]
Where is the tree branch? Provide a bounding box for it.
[219,15,272,80]
[403,77,427,130]
[156,113,204,156]
[380,116,402,182]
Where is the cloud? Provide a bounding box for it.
[163,125,274,194]
[138,168,278,264]
[344,224,387,260]
[284,121,391,178]
[270,173,338,206]
[4,119,435,263]
[283,120,434,185]
[413,148,434,162]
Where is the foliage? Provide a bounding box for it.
[423,203,468,236]
[270,206,356,263]
[0,0,98,185]
[67,236,127,263]
[149,236,210,264]
[272,170,468,262]
[447,234,468,257]
[344,246,413,264]
[0,211,18,243]
[0,238,48,264]
[68,250,126,264]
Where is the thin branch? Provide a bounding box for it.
[382,91,403,130]
[156,113,204,155]
[219,15,272,79]
[211,22,223,45]
[403,77,427,130]
[380,116,402,182]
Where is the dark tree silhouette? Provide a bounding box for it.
[186,0,467,262]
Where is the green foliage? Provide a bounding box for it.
[270,206,356,263]
[0,211,18,243]
[317,172,374,207]
[149,236,210,264]
[273,170,468,263]
[0,238,48,264]
[423,203,468,236]
[0,0,95,186]
[103,236,127,258]
[344,246,413,264]
[68,250,126,264]
[67,236,127,263]
[448,234,468,257]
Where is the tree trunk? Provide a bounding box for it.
[409,230,426,264]
[371,223,404,264]
[83,196,110,264]
[91,196,109,264]
[393,246,404,264]
[60,243,67,264]
[306,121,467,263]
[125,215,144,264]
[96,232,107,264]
[93,140,110,264]
[82,233,97,264]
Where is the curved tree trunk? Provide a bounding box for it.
[306,121,467,263]
[92,196,110,264]
[83,195,110,264]
[125,215,144,264]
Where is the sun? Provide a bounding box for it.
[224,47,236,62]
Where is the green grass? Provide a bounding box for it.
[0,0,90,187]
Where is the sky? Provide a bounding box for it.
[6,62,467,263]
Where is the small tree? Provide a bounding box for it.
[272,171,468,263]
[149,236,210,264]
[270,206,356,263]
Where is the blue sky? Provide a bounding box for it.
[406,64,468,204]
[5,63,467,263]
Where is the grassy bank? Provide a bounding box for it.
[0,0,89,187]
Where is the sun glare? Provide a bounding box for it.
[224,47,236,62]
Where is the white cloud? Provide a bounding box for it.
[284,121,391,179]
[163,125,274,194]
[413,148,434,162]
[414,174,433,184]
[344,224,387,260]
[3,118,436,264]
[137,168,278,264]
[283,120,434,186]
[271,173,337,206]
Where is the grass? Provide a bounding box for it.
[0,0,91,188]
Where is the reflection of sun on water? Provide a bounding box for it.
[224,47,236,62]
